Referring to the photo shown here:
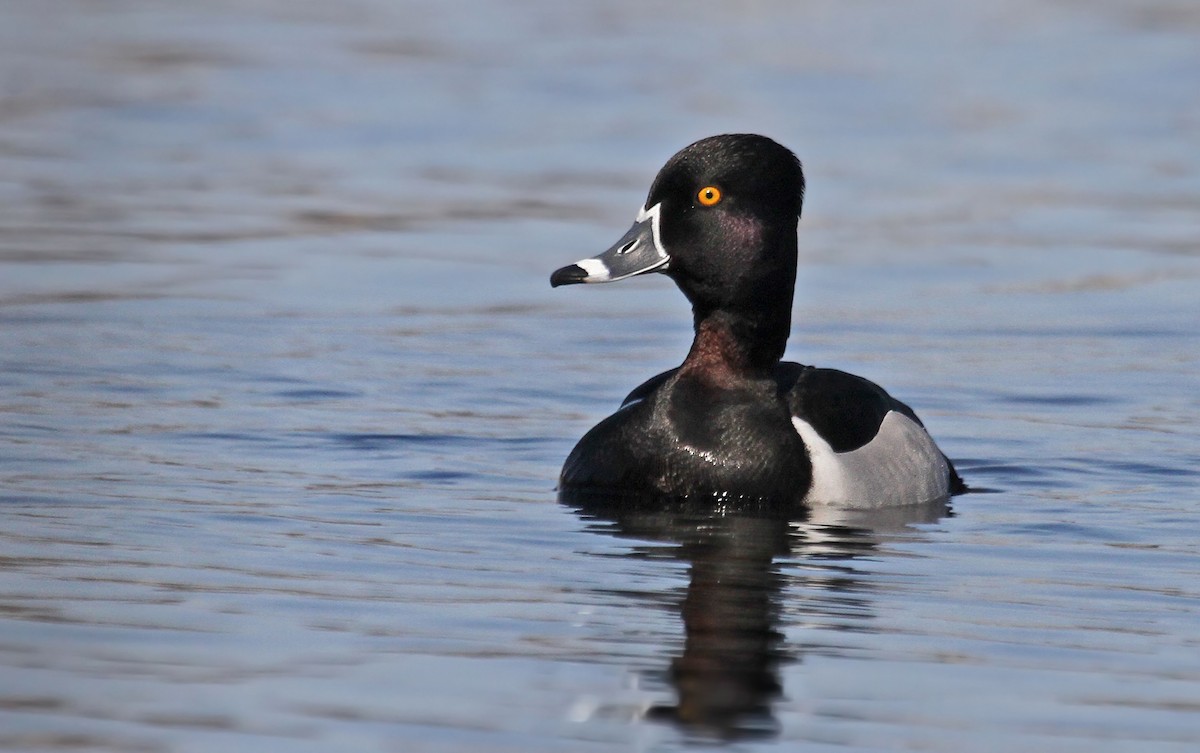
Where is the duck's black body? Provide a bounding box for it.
[552,134,963,507]
[561,366,812,502]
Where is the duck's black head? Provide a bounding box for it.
[552,134,806,369]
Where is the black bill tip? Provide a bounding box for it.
[550,264,589,288]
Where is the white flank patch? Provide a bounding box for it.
[793,411,950,507]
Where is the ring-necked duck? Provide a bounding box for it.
[551,134,964,507]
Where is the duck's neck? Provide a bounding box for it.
[680,286,794,387]
[680,302,791,383]
[677,221,798,382]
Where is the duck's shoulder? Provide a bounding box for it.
[619,368,679,408]
[622,362,912,441]
[776,362,924,452]
[622,362,919,442]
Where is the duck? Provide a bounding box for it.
[551,134,964,507]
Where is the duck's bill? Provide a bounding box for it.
[550,203,669,287]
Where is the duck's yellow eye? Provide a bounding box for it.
[697,185,722,206]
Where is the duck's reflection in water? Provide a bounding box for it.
[563,492,949,741]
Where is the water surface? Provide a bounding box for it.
[2,1,1199,751]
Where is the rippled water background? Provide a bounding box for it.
[2,1,1199,751]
